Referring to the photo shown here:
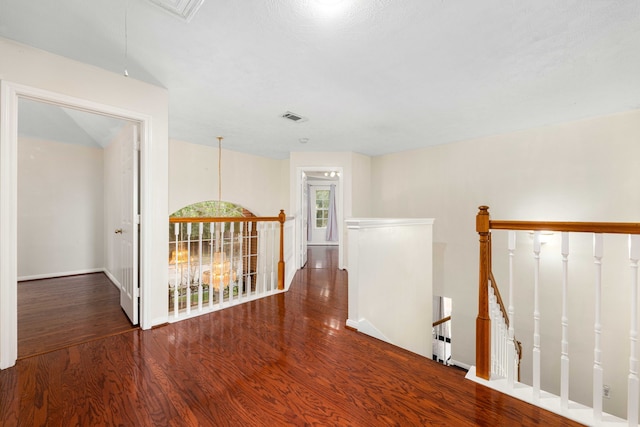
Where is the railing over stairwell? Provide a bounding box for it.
[488,272,523,382]
[432,315,451,365]
[474,205,640,425]
[168,210,286,322]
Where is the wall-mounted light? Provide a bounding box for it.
[528,230,555,245]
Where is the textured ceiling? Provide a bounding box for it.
[1,0,639,158]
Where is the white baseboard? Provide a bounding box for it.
[449,359,471,371]
[18,268,105,282]
[103,269,121,289]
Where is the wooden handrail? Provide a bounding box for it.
[169,215,282,223]
[170,209,287,290]
[432,315,451,328]
[489,272,509,328]
[490,220,640,234]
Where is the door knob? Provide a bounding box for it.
[114,229,123,234]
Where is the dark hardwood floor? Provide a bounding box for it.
[1,247,582,426]
[18,272,136,358]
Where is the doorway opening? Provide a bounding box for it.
[17,98,139,358]
[296,167,344,271]
[15,99,139,358]
[1,81,152,369]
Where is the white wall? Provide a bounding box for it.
[351,152,372,218]
[370,109,640,417]
[17,137,104,279]
[169,139,288,217]
[346,218,433,358]
[0,37,169,334]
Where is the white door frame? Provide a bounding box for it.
[0,80,152,369]
[295,167,344,270]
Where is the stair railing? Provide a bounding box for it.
[168,210,286,321]
[432,315,451,365]
[476,205,640,423]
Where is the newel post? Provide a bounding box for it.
[277,209,286,290]
[476,206,491,380]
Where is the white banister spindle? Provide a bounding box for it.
[532,231,541,401]
[229,222,236,303]
[198,222,204,311]
[489,285,497,374]
[270,222,276,292]
[238,221,244,302]
[217,222,224,305]
[248,221,254,295]
[560,232,569,411]
[507,230,516,389]
[173,223,180,317]
[209,222,214,308]
[259,222,266,294]
[593,233,603,422]
[628,234,640,426]
[186,222,192,315]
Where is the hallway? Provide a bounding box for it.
[1,247,580,426]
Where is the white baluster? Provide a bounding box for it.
[270,222,276,292]
[209,222,214,308]
[532,231,541,402]
[186,222,192,315]
[217,222,224,305]
[628,234,640,426]
[259,222,266,294]
[561,232,569,412]
[489,285,497,375]
[236,222,245,301]
[593,233,603,422]
[173,223,180,318]
[248,221,254,295]
[507,230,516,389]
[198,222,203,311]
[229,222,235,303]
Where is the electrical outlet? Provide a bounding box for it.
[603,385,611,399]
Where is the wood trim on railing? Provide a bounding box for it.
[169,216,282,223]
[490,220,640,234]
[432,315,451,328]
[476,206,491,380]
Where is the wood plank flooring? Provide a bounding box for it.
[1,247,582,426]
[18,272,136,358]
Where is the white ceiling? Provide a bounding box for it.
[19,99,130,148]
[2,0,639,159]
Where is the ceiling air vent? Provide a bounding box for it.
[281,111,308,123]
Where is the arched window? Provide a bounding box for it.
[170,201,254,218]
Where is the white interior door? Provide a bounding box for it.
[119,124,139,325]
[301,176,308,267]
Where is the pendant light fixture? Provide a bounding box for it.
[210,136,236,291]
